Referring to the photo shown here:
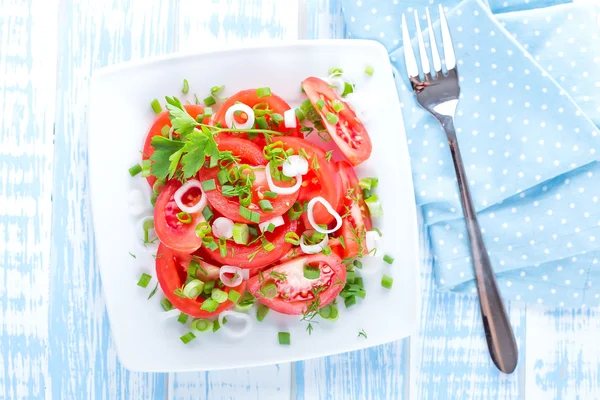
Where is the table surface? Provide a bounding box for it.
[1,0,599,398]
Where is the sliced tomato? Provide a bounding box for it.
[155,244,244,318]
[247,253,346,315]
[302,77,372,165]
[214,89,303,146]
[199,217,300,269]
[276,136,343,227]
[337,161,372,258]
[199,136,299,223]
[154,179,206,253]
[142,105,206,187]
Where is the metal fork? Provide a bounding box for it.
[402,5,518,374]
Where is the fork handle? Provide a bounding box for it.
[439,115,518,374]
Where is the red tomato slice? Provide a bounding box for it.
[154,179,206,253]
[199,217,300,269]
[301,77,372,165]
[214,89,303,147]
[199,137,299,223]
[156,244,244,318]
[247,253,346,315]
[336,161,372,258]
[276,136,343,227]
[142,105,205,187]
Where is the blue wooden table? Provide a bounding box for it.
[1,0,599,398]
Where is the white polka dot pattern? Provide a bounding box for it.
[341,0,600,307]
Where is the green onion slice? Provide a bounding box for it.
[256,304,270,322]
[129,163,142,177]
[137,273,152,288]
[278,332,291,345]
[183,279,205,298]
[364,194,384,218]
[381,274,393,289]
[256,87,272,98]
[260,281,278,298]
[232,223,249,245]
[191,318,213,332]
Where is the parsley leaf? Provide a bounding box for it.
[150,136,185,180]
[165,96,198,137]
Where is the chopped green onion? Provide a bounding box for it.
[235,292,256,312]
[326,112,339,124]
[210,85,224,95]
[129,163,142,177]
[200,298,219,312]
[354,260,363,269]
[217,169,229,185]
[271,113,284,123]
[344,295,357,308]
[180,332,196,344]
[141,159,151,178]
[203,280,215,294]
[177,211,192,224]
[381,275,393,289]
[211,288,229,303]
[256,116,269,130]
[177,312,189,324]
[232,223,249,245]
[137,273,152,288]
[202,179,216,192]
[248,226,258,238]
[257,304,270,322]
[278,332,291,345]
[328,67,343,76]
[329,306,339,321]
[303,265,320,280]
[182,79,189,94]
[188,260,200,278]
[331,99,345,113]
[322,245,332,256]
[347,270,356,284]
[204,238,218,251]
[238,191,252,207]
[383,254,394,265]
[260,281,278,298]
[342,82,354,97]
[365,65,374,76]
[359,178,373,190]
[239,205,260,223]
[151,98,162,114]
[338,236,346,249]
[258,200,273,212]
[316,99,325,110]
[365,194,383,218]
[299,99,313,113]
[295,108,306,122]
[256,87,272,98]
[262,240,275,252]
[202,206,214,221]
[183,279,205,298]
[203,107,214,117]
[265,223,276,233]
[212,319,221,332]
[284,232,300,245]
[191,318,213,332]
[203,96,216,106]
[161,124,170,136]
[218,238,227,258]
[195,221,211,238]
[228,289,241,303]
[264,191,278,199]
[160,298,173,311]
[319,305,337,319]
[363,188,373,199]
[288,201,304,220]
[368,177,379,188]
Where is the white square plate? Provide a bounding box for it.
[89,40,420,372]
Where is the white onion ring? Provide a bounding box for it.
[224,103,255,130]
[284,109,297,128]
[307,196,343,234]
[219,265,244,287]
[259,216,285,233]
[282,155,309,178]
[300,229,330,254]
[218,310,253,338]
[325,74,346,96]
[212,217,234,239]
[161,309,181,320]
[174,179,207,214]
[265,161,302,195]
[128,189,146,216]
[241,269,250,281]
[366,230,382,255]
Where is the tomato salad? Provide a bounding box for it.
[131,69,394,345]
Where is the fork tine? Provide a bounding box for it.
[413,10,430,76]
[438,4,456,70]
[425,8,442,74]
[401,13,419,78]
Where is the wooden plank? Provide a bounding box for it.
[168,1,301,398]
[48,0,176,397]
[525,305,600,399]
[0,0,57,398]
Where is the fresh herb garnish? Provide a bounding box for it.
[147,282,159,299]
[129,252,136,259]
[358,329,367,339]
[269,271,287,282]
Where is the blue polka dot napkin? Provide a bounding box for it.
[340,0,600,307]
